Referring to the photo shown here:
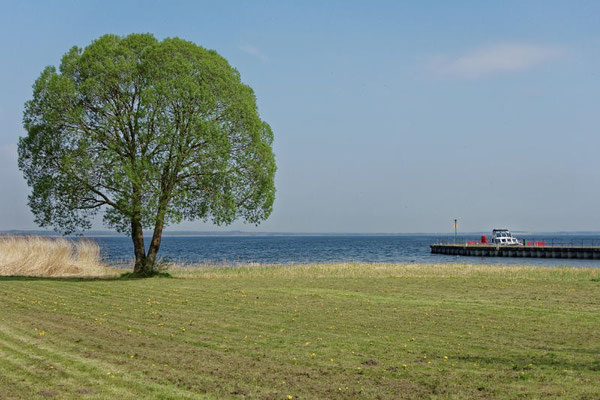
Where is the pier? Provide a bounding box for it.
[430,244,600,259]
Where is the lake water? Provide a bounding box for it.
[90,234,600,268]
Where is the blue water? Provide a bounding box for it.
[89,235,600,268]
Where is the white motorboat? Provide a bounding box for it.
[490,229,522,246]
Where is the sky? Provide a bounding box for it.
[0,0,599,233]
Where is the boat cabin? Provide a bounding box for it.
[491,229,521,245]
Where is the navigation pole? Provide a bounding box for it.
[454,219,458,244]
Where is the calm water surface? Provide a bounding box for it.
[89,235,600,268]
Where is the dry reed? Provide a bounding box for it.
[0,235,110,277]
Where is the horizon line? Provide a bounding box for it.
[2,229,600,236]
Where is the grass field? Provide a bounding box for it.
[1,263,599,399]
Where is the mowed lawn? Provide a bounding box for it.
[0,264,599,399]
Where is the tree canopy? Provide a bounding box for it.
[18,33,276,274]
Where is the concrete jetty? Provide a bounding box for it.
[430,244,600,259]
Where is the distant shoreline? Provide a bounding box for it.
[3,230,600,238]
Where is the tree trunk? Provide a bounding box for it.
[146,217,164,268]
[131,215,147,274]
[131,182,171,275]
[145,193,169,269]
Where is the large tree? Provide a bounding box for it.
[18,34,276,275]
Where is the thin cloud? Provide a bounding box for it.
[239,44,268,62]
[429,43,564,79]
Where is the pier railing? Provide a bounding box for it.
[433,237,600,248]
[431,240,600,259]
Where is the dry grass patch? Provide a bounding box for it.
[0,235,113,278]
[168,261,600,281]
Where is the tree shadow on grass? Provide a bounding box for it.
[0,272,172,282]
